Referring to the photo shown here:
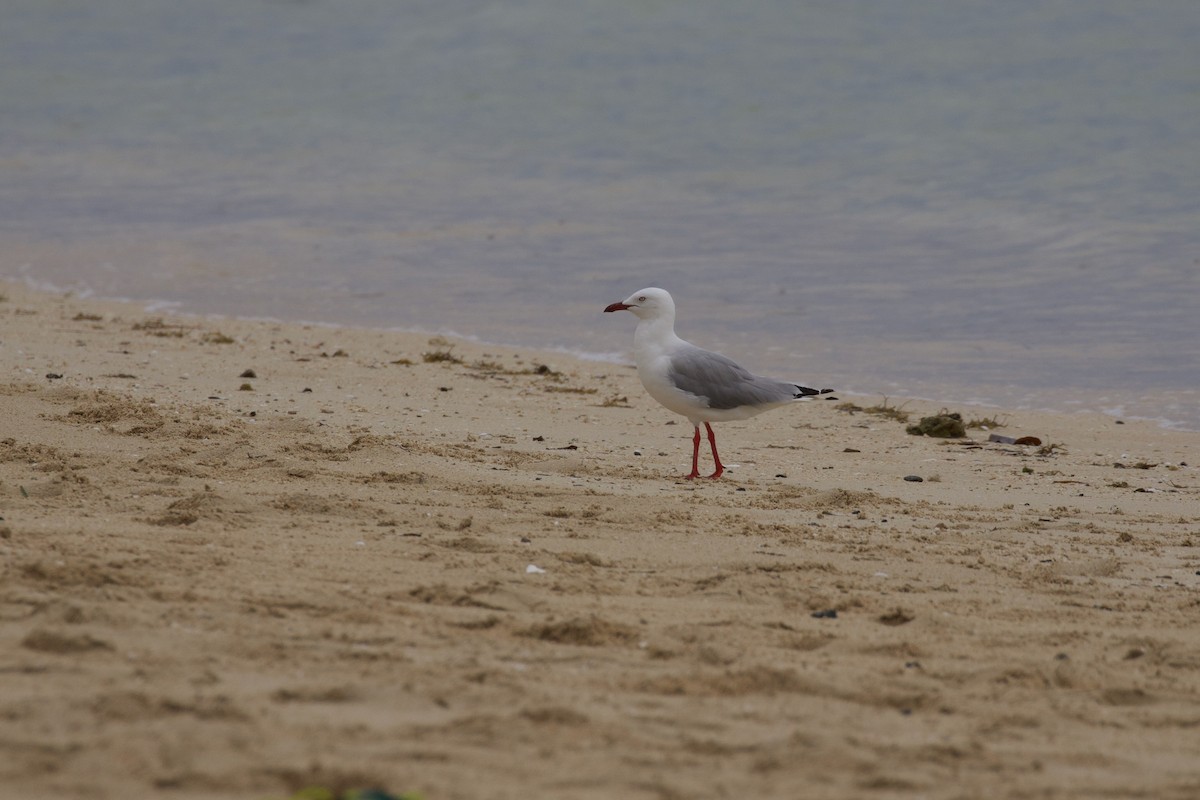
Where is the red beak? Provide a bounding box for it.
[604,302,631,313]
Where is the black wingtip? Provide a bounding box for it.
[794,385,835,397]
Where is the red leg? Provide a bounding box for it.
[683,425,702,479]
[705,422,724,479]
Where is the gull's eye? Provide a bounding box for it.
[638,296,647,301]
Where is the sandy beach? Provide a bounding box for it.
[2,280,1198,799]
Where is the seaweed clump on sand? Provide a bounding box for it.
[906,411,966,438]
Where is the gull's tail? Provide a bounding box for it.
[793,385,835,399]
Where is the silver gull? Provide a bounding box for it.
[604,287,832,479]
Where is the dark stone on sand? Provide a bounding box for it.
[903,475,924,482]
[988,434,1042,446]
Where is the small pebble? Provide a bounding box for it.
[811,609,838,619]
[240,369,257,378]
[903,475,924,482]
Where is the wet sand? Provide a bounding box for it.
[2,281,1198,799]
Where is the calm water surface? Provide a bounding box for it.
[3,1,1197,428]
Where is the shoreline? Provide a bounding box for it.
[2,281,1198,799]
[5,275,1195,433]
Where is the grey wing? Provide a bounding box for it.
[668,345,801,410]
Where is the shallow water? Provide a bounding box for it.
[3,0,1197,428]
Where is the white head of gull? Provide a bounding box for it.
[604,287,831,479]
